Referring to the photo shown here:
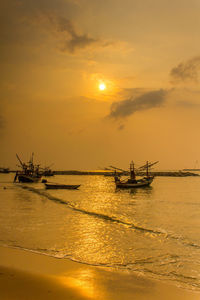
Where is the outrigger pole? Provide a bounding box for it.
[16,154,24,168]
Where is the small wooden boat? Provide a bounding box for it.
[45,183,80,189]
[114,161,158,189]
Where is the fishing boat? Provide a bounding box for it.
[14,153,42,183]
[44,183,80,189]
[114,161,158,188]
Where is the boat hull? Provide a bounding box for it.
[115,177,153,188]
[45,183,80,189]
[18,175,41,183]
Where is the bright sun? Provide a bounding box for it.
[99,83,106,91]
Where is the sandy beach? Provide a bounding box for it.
[0,246,199,300]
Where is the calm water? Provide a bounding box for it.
[0,173,200,291]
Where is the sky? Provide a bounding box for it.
[1,0,200,170]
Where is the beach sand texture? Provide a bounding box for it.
[0,247,199,300]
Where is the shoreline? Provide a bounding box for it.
[0,246,199,300]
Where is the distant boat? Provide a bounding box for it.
[44,183,80,189]
[40,163,55,176]
[41,168,55,177]
[14,153,42,183]
[114,161,158,189]
[0,167,10,173]
[183,160,200,171]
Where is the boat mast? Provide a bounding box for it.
[130,161,136,180]
[146,161,149,177]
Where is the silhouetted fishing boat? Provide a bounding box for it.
[14,153,42,183]
[114,161,158,188]
[44,183,80,189]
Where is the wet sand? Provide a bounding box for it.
[0,246,199,300]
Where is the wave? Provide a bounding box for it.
[17,185,167,233]
[17,185,200,251]
[2,243,200,292]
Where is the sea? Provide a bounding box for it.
[0,173,200,292]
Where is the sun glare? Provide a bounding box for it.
[99,83,106,91]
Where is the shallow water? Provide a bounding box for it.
[0,173,200,291]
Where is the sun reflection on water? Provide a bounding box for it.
[58,268,105,299]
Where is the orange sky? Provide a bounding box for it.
[1,0,200,170]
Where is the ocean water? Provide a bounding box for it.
[0,173,200,291]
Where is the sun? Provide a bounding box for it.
[99,83,106,91]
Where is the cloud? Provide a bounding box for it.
[49,16,125,54]
[36,11,126,54]
[170,56,200,83]
[108,89,168,119]
[0,0,129,55]
[0,0,99,54]
[52,16,98,53]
